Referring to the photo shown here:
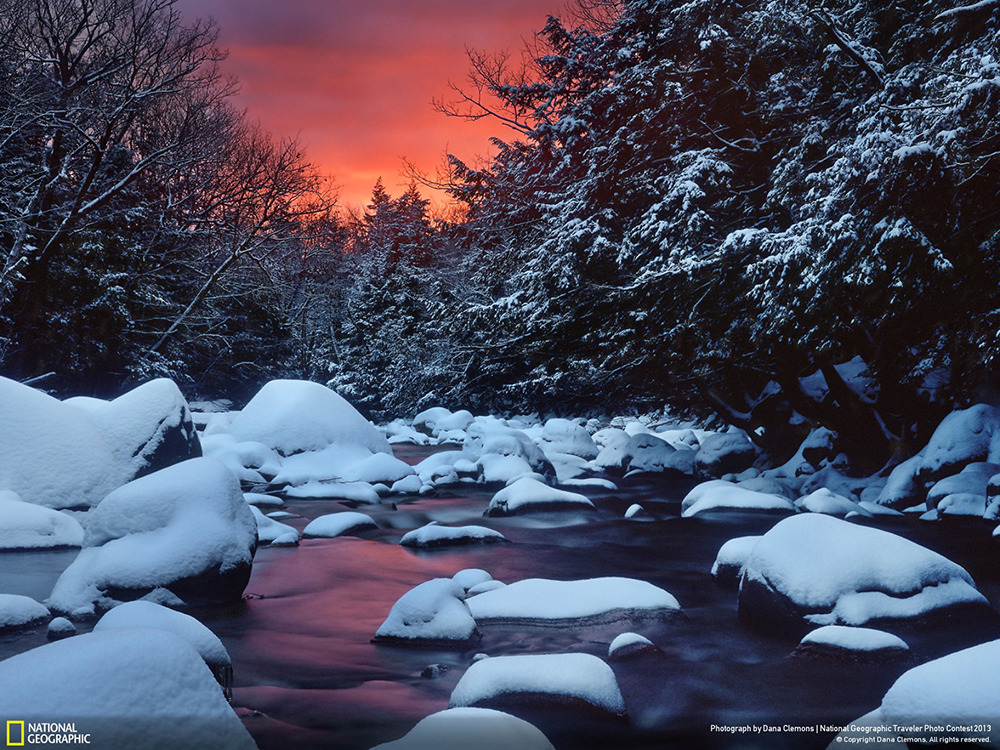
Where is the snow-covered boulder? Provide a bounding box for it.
[371,707,554,750]
[711,536,762,588]
[46,617,76,640]
[0,594,50,631]
[449,653,626,718]
[302,511,377,538]
[48,458,257,615]
[283,478,382,503]
[249,505,299,546]
[373,577,478,645]
[0,376,125,509]
[400,522,507,549]
[875,453,926,509]
[65,378,201,482]
[466,577,680,625]
[681,480,796,517]
[413,407,475,438]
[926,461,999,511]
[465,422,555,482]
[833,639,1000,747]
[0,490,84,549]
[622,433,693,474]
[795,488,871,517]
[0,628,256,749]
[537,418,599,460]
[340,452,414,484]
[485,477,594,516]
[694,431,758,477]
[200,434,282,484]
[228,379,390,457]
[917,404,1000,482]
[793,625,909,661]
[738,514,989,635]
[608,632,659,660]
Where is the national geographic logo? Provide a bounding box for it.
[5,722,91,745]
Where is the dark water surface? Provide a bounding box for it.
[2,445,999,750]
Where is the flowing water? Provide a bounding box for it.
[2,443,999,749]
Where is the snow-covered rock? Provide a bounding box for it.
[926,461,999,510]
[622,433,693,474]
[738,514,989,634]
[0,376,125,509]
[284,478,382,503]
[694,431,758,477]
[94,601,230,670]
[875,453,926,509]
[228,379,390,456]
[796,488,871,517]
[413,407,475,438]
[48,458,257,615]
[242,491,284,508]
[608,632,659,660]
[794,625,909,661]
[371,707,554,750]
[918,404,1000,482]
[449,653,626,717]
[537,418,598,460]
[0,490,84,549]
[200,434,282,484]
[46,616,76,640]
[390,475,424,495]
[711,536,762,587]
[452,569,494,594]
[466,577,680,624]
[341,452,415,484]
[485,477,594,516]
[249,505,299,546]
[465,422,554,481]
[65,378,201,483]
[0,629,256,749]
[834,639,1000,747]
[681,480,796,517]
[0,594,50,631]
[302,511,377,538]
[400,522,507,549]
[373,577,478,644]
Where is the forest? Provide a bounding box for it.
[1,0,999,471]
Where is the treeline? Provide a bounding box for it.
[3,0,1000,470]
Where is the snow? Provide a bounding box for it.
[64,378,198,482]
[477,454,536,484]
[486,477,594,516]
[243,492,284,508]
[681,480,796,517]
[799,625,909,653]
[537,418,598,460]
[0,594,49,630]
[47,458,257,615]
[711,536,761,582]
[93,601,230,667]
[796,488,871,517]
[373,577,478,643]
[608,632,657,659]
[227,379,390,456]
[0,376,125,509]
[452,569,494,594]
[370,707,555,750]
[249,505,299,545]
[836,639,1000,746]
[46,617,76,639]
[400,522,507,548]
[284,479,381,503]
[449,653,626,716]
[303,511,377,538]
[0,490,84,549]
[466,577,680,623]
[875,453,925,509]
[390,475,424,494]
[624,503,648,519]
[917,404,1000,481]
[926,461,998,509]
[413,407,475,437]
[340,451,414,484]
[0,629,256,749]
[740,514,987,628]
[200,435,281,484]
[694,430,757,476]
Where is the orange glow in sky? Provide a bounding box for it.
[175,0,564,211]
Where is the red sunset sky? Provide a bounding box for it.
[174,0,564,211]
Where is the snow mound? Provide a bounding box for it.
[797,625,909,656]
[303,512,377,538]
[466,577,680,624]
[200,435,281,484]
[228,379,390,456]
[918,404,1000,482]
[486,477,594,516]
[0,491,84,549]
[400,522,507,548]
[65,378,200,482]
[681,480,796,517]
[371,707,555,750]
[373,577,478,644]
[249,506,299,546]
[695,431,758,477]
[739,514,988,634]
[835,639,1000,747]
[413,407,475,438]
[449,653,626,717]
[284,478,381,503]
[0,376,125,509]
[46,616,76,640]
[711,536,762,587]
[608,632,659,659]
[0,593,50,631]
[48,458,257,615]
[0,629,256,749]
[94,601,230,668]
[340,452,414,484]
[796,488,871,517]
[538,418,598,460]
[926,461,998,511]
[875,453,925,509]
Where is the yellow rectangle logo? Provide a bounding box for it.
[6,720,25,746]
